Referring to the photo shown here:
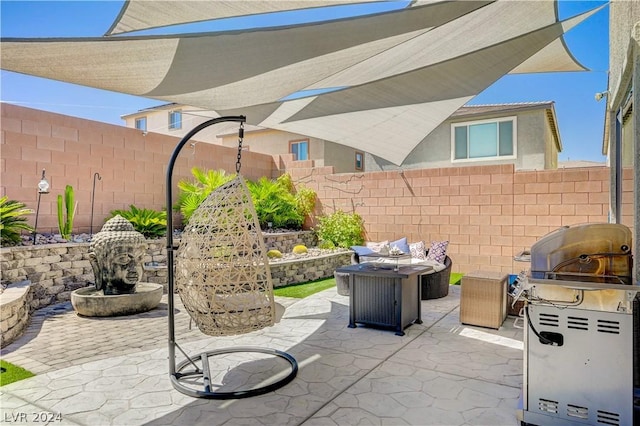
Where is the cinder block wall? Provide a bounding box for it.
[288,165,635,275]
[1,103,277,234]
[2,104,635,275]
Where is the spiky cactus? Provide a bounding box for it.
[57,185,75,240]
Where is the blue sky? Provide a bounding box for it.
[1,1,609,162]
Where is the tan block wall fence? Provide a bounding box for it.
[287,165,635,275]
[1,103,636,276]
[1,104,276,234]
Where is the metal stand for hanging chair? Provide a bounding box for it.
[166,116,298,399]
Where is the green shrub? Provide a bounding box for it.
[292,245,308,254]
[176,168,234,223]
[57,185,75,240]
[267,249,283,258]
[295,185,316,219]
[247,176,304,230]
[175,169,316,230]
[317,240,336,249]
[0,197,33,246]
[315,210,364,248]
[107,205,167,238]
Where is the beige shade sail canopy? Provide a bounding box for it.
[106,0,394,35]
[0,1,601,165]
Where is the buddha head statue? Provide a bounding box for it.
[89,215,146,295]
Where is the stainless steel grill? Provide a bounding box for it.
[514,223,638,426]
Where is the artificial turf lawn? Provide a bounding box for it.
[450,272,464,285]
[0,360,35,386]
[274,277,336,298]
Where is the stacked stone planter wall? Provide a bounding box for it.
[263,231,317,253]
[270,252,352,287]
[0,280,32,348]
[0,243,94,310]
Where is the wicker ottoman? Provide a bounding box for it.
[334,271,350,296]
[460,270,508,329]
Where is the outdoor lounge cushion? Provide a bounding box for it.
[350,245,375,257]
[390,237,410,254]
[365,240,391,255]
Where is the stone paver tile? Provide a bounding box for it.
[307,358,520,426]
[0,281,526,426]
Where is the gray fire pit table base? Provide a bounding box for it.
[336,264,432,336]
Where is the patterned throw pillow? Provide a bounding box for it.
[426,240,449,263]
[366,240,389,255]
[409,241,427,260]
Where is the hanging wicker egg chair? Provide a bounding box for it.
[175,175,275,336]
[166,116,297,400]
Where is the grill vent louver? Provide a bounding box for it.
[597,319,620,335]
[567,404,589,419]
[597,409,621,425]
[539,313,559,327]
[538,398,558,414]
[567,316,589,331]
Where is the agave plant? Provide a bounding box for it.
[0,196,34,246]
[106,205,167,238]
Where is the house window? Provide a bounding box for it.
[452,117,516,161]
[355,151,364,170]
[134,117,147,132]
[168,110,182,130]
[290,139,309,161]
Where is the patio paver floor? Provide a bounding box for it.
[0,285,524,425]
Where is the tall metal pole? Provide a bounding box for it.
[90,172,102,235]
[166,116,246,376]
[32,169,50,244]
[33,192,43,244]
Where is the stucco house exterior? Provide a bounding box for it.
[121,104,366,174]
[123,101,562,172]
[601,1,639,280]
[367,101,562,172]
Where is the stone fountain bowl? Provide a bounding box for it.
[71,282,163,317]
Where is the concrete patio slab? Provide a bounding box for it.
[0,285,523,425]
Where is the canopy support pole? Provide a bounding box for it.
[166,116,298,399]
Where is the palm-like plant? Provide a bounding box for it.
[176,168,234,222]
[106,205,167,239]
[247,177,304,229]
[0,196,34,246]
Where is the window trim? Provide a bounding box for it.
[289,139,309,161]
[168,110,182,130]
[355,151,364,171]
[450,116,517,163]
[134,116,147,132]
